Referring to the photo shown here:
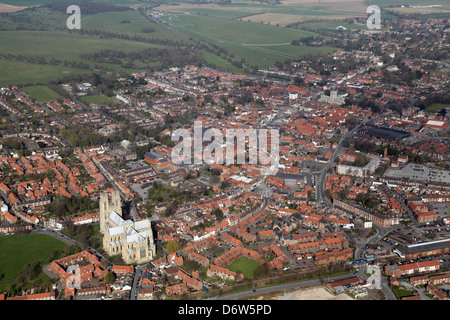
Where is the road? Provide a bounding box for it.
[389,188,419,227]
[351,224,399,300]
[309,118,399,300]
[90,152,140,221]
[354,225,398,260]
[130,265,145,301]
[209,272,355,300]
[315,124,362,204]
[380,275,397,300]
[32,226,112,267]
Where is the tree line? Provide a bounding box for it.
[76,28,184,47]
[45,195,98,218]
[80,47,205,70]
[0,53,90,70]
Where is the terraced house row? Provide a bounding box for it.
[288,236,349,255]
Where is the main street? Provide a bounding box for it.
[130,265,145,301]
[315,123,364,204]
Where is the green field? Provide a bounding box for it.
[80,94,115,105]
[0,0,70,5]
[161,13,336,69]
[0,30,155,63]
[0,234,67,291]
[162,13,316,45]
[1,0,442,85]
[81,10,189,42]
[21,85,64,102]
[0,29,162,85]
[0,0,143,5]
[0,3,339,85]
[0,6,194,85]
[202,51,243,73]
[298,21,368,31]
[226,256,262,279]
[368,0,450,6]
[0,58,91,86]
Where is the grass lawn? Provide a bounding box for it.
[21,85,63,103]
[391,285,415,299]
[226,256,262,279]
[80,94,115,105]
[0,234,67,291]
[426,103,449,114]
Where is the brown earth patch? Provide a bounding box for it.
[0,3,29,13]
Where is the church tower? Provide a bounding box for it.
[99,190,123,234]
[330,90,337,99]
[99,191,109,234]
[111,189,122,216]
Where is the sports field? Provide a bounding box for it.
[21,85,64,103]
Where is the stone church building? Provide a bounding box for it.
[99,190,156,264]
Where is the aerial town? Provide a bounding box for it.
[0,4,449,304]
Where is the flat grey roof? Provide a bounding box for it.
[399,239,450,255]
[384,163,450,184]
